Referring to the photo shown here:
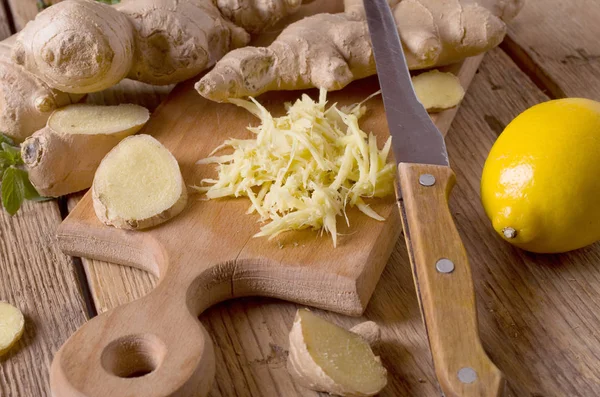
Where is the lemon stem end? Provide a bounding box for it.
[502,227,517,239]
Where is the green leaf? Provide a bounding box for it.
[2,167,25,215]
[0,134,15,147]
[0,143,22,165]
[18,171,41,202]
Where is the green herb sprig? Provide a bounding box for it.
[0,134,46,215]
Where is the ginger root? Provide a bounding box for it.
[197,0,524,102]
[196,13,374,102]
[216,0,303,34]
[13,0,135,94]
[13,0,305,93]
[349,321,381,349]
[22,104,150,197]
[92,134,187,230]
[0,302,25,356]
[0,36,82,142]
[412,70,465,112]
[117,0,250,85]
[287,309,387,397]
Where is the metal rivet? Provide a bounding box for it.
[435,258,455,273]
[419,174,436,187]
[502,227,517,239]
[458,367,478,384]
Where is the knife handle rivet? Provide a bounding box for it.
[458,367,478,384]
[419,174,436,187]
[435,258,455,273]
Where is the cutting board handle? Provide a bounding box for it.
[50,271,216,397]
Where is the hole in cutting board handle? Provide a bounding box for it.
[100,334,167,378]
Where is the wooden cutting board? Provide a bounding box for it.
[48,54,481,397]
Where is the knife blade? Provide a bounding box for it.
[363,1,505,396]
[363,0,448,167]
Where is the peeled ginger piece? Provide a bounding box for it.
[48,104,150,136]
[23,104,150,197]
[412,70,465,112]
[92,134,187,230]
[0,302,25,356]
[287,309,387,397]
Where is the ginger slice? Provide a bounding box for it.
[48,103,149,136]
[287,309,387,397]
[92,134,187,230]
[22,104,150,197]
[0,302,25,356]
[412,69,466,112]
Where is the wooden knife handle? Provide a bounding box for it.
[398,163,504,397]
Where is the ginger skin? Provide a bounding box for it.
[12,0,135,94]
[12,0,305,94]
[216,0,303,33]
[197,0,524,102]
[0,36,82,142]
[196,13,374,102]
[116,0,250,85]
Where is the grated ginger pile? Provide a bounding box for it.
[194,89,396,247]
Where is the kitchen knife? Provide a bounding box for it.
[362,1,505,396]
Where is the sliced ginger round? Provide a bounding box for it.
[0,302,25,356]
[92,134,187,230]
[412,70,465,112]
[287,309,387,397]
[48,104,150,137]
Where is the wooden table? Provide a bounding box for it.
[2,1,600,396]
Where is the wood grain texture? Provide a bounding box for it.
[13,1,600,396]
[6,0,38,31]
[398,163,503,397]
[0,200,88,397]
[0,2,13,39]
[504,0,600,99]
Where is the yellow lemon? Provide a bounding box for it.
[481,98,600,253]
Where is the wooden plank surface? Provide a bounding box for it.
[6,0,38,31]
[504,0,600,99]
[0,4,89,397]
[4,0,600,396]
[0,201,88,396]
[0,1,13,39]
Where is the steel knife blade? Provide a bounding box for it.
[363,1,505,396]
[363,0,448,167]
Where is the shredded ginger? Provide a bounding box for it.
[194,89,395,247]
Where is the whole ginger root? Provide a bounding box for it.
[197,0,525,102]
[12,0,304,94]
[196,12,374,101]
[0,36,82,142]
[5,0,304,140]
